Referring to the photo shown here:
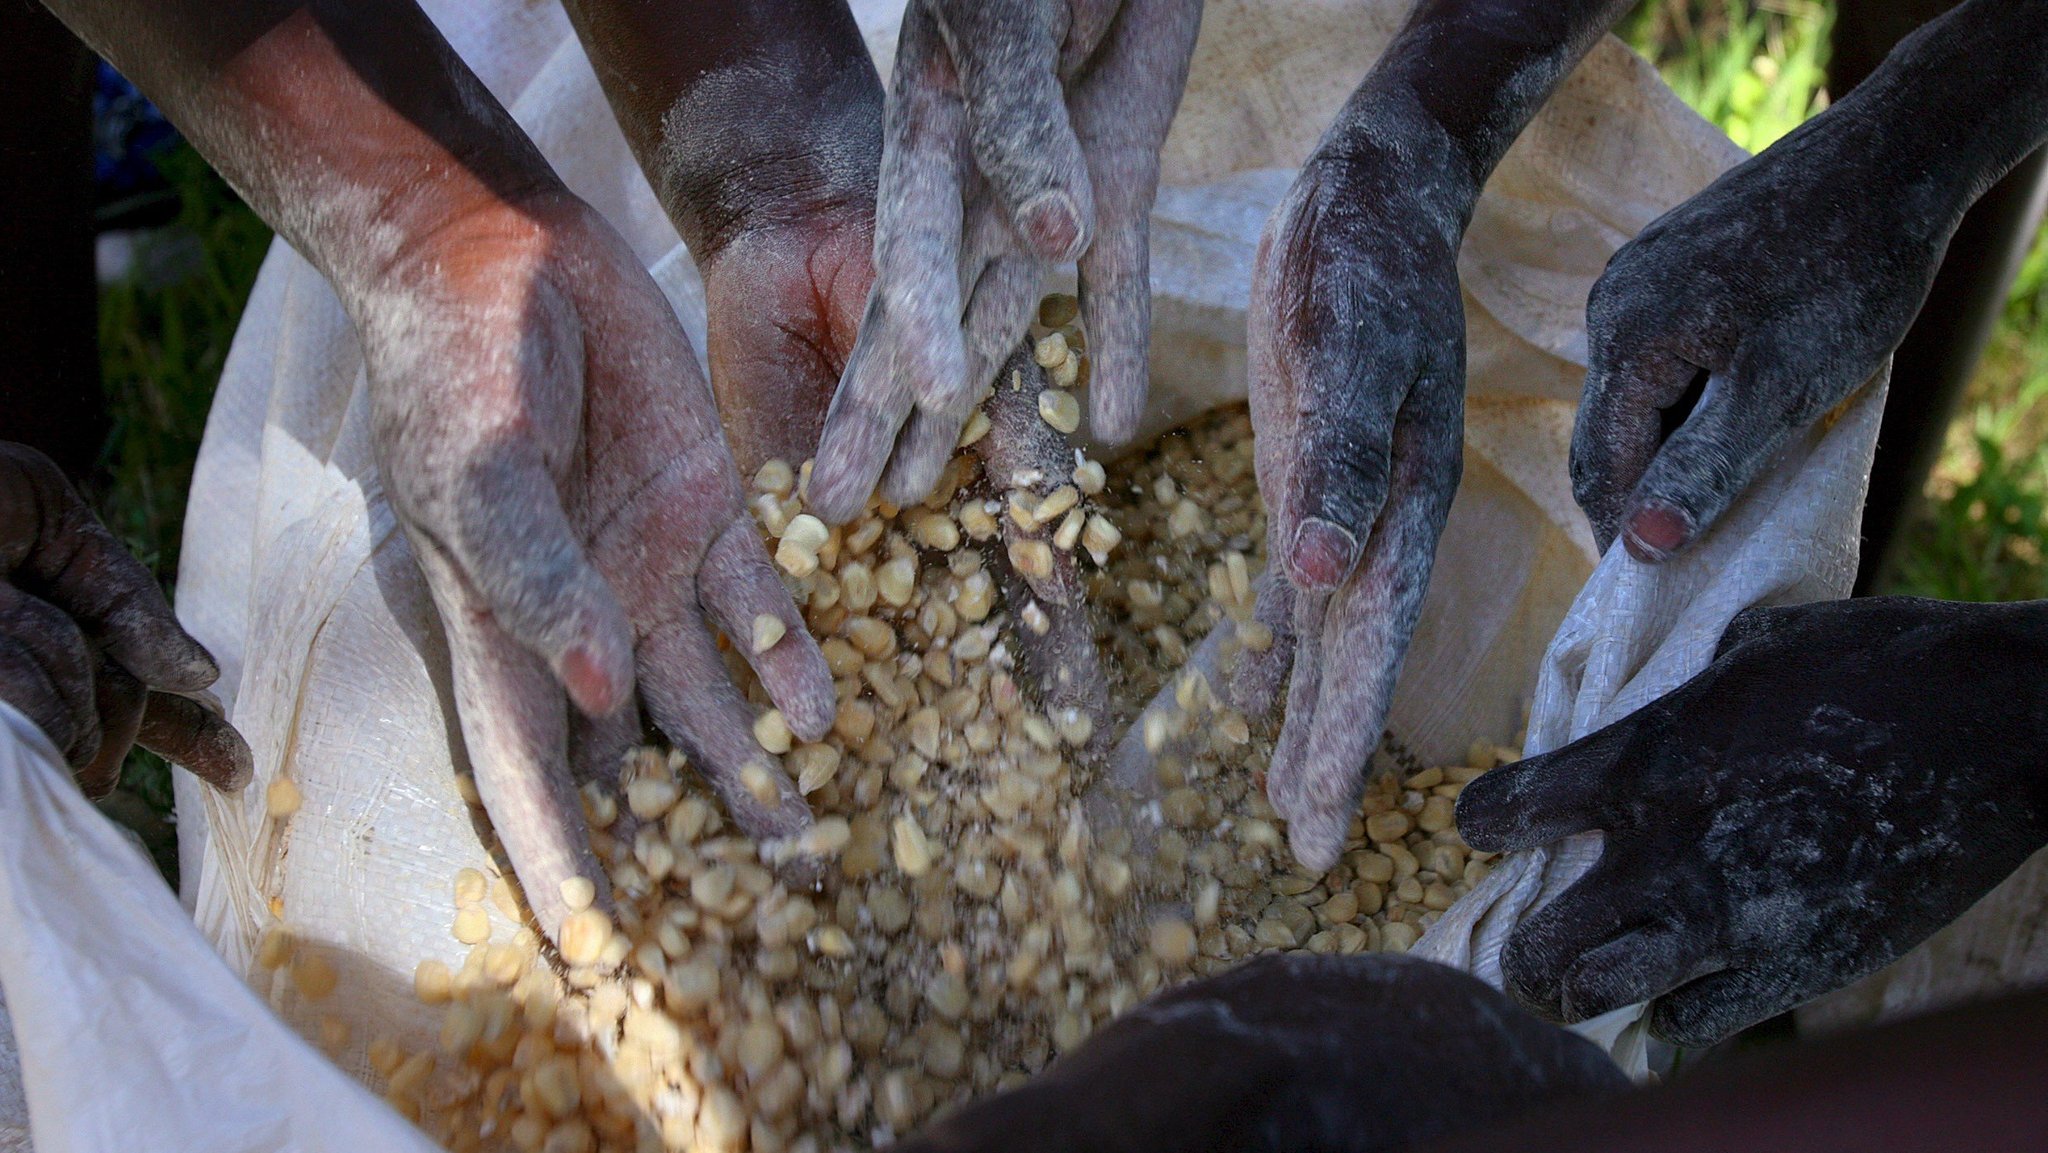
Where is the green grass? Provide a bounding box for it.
[97,144,272,588]
[1622,0,1834,153]
[1887,229,2048,601]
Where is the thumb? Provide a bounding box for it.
[1455,720,1637,853]
[1615,373,1798,563]
[1282,410,1397,591]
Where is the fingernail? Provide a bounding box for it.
[219,735,255,793]
[561,644,627,716]
[1622,502,1694,564]
[172,636,222,688]
[1287,517,1359,589]
[1015,190,1087,263]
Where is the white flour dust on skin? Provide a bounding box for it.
[340,196,842,940]
[807,0,1202,523]
[1460,597,2048,1046]
[1570,0,2048,559]
[1227,0,1641,877]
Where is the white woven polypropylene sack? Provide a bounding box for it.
[1411,369,1890,1073]
[0,702,445,1153]
[166,0,1891,1092]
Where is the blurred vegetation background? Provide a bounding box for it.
[87,0,2048,837]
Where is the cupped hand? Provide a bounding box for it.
[1234,98,1472,873]
[896,953,1627,1153]
[804,0,1203,522]
[348,194,837,937]
[1456,597,2048,1047]
[690,187,876,478]
[1571,101,1951,560]
[674,132,1109,729]
[0,442,251,795]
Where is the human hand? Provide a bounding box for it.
[895,953,1626,1153]
[349,194,837,936]
[644,13,884,478]
[1572,76,1972,559]
[695,207,875,477]
[0,442,251,795]
[1236,91,1471,873]
[1456,597,2048,1046]
[966,340,1109,726]
[804,0,1203,522]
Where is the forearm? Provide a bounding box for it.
[558,0,882,260]
[40,0,564,293]
[1331,0,1636,202]
[1834,0,2048,224]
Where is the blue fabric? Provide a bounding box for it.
[92,60,177,198]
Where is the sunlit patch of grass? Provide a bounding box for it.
[1623,0,1833,152]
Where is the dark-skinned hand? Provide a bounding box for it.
[355,193,840,936]
[1216,0,1638,873]
[895,952,1627,1153]
[571,1,1109,728]
[1456,596,2048,1047]
[1234,89,1470,873]
[804,0,1203,522]
[0,442,251,796]
[1573,0,2048,559]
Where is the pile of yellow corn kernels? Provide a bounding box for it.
[286,303,1512,1153]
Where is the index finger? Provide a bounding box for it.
[0,443,219,692]
[930,0,1094,263]
[1265,386,1460,873]
[1570,330,1709,556]
[1454,719,1636,854]
[810,4,973,522]
[407,533,613,944]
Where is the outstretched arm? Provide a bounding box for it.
[43,0,560,293]
[1572,0,2048,560]
[39,0,838,941]
[1233,0,1635,871]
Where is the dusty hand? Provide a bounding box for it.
[0,443,250,795]
[667,85,1109,728]
[896,953,1626,1153]
[1236,93,1471,873]
[967,342,1109,725]
[350,195,836,936]
[1456,597,2048,1046]
[658,34,883,478]
[805,0,1202,522]
[1571,90,1961,559]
